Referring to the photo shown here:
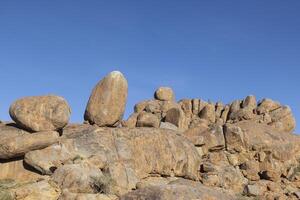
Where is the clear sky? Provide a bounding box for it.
[0,1,299,132]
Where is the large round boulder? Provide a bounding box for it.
[84,71,128,126]
[9,95,71,132]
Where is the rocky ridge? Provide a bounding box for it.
[0,71,299,200]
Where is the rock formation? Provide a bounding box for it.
[84,71,128,127]
[0,71,299,200]
[9,95,71,132]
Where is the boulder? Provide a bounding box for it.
[154,87,175,101]
[25,127,201,196]
[199,103,216,124]
[136,112,160,128]
[242,95,257,110]
[165,107,189,131]
[9,95,71,132]
[84,71,128,126]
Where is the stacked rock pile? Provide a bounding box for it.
[0,71,299,200]
[123,87,295,134]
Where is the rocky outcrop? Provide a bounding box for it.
[124,92,296,134]
[24,127,201,196]
[1,72,299,199]
[84,71,128,127]
[9,95,71,132]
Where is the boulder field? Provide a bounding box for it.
[0,71,299,200]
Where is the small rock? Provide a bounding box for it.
[154,87,175,101]
[136,112,160,128]
[244,184,262,196]
[122,113,138,128]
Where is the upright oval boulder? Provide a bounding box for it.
[84,71,128,126]
[9,95,71,132]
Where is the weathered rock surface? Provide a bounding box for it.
[0,130,59,159]
[24,127,201,196]
[136,112,160,128]
[10,180,60,200]
[9,95,71,132]
[120,179,235,200]
[154,87,175,101]
[0,158,42,182]
[84,71,128,127]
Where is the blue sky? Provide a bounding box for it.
[0,1,299,132]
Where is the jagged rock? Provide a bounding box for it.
[165,107,189,131]
[178,99,193,117]
[120,179,236,200]
[223,124,248,153]
[268,106,296,133]
[230,100,241,113]
[215,102,224,118]
[136,112,160,128]
[242,95,257,109]
[9,95,71,132]
[121,113,138,128]
[84,71,128,126]
[0,130,59,159]
[25,127,201,196]
[192,99,200,114]
[256,98,281,114]
[240,160,260,181]
[199,103,216,124]
[154,87,175,101]
[221,105,230,122]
